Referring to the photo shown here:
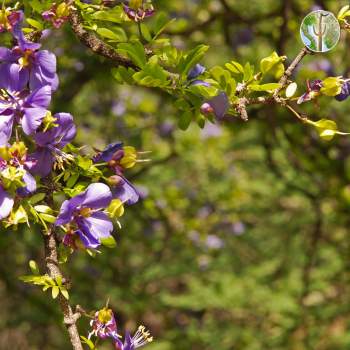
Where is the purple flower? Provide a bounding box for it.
[0,63,51,144]
[200,92,230,120]
[30,113,76,177]
[0,16,59,91]
[88,308,120,341]
[335,80,350,101]
[56,183,113,249]
[0,142,37,215]
[0,185,13,219]
[94,142,137,175]
[297,79,323,104]
[0,9,23,33]
[123,2,155,22]
[108,175,139,205]
[114,326,153,350]
[42,3,70,29]
[94,142,124,163]
[187,64,206,80]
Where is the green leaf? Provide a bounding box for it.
[152,12,176,40]
[29,260,40,275]
[52,286,60,299]
[60,288,70,300]
[320,77,342,96]
[243,62,254,82]
[133,56,170,87]
[29,193,46,205]
[178,44,209,77]
[39,213,56,223]
[92,7,127,23]
[260,52,285,78]
[112,66,136,84]
[178,110,193,130]
[117,41,147,68]
[338,5,350,20]
[34,205,53,214]
[188,83,219,99]
[97,28,122,41]
[210,66,232,90]
[66,173,79,188]
[225,61,244,74]
[101,236,117,248]
[26,18,43,30]
[249,83,281,92]
[140,24,152,42]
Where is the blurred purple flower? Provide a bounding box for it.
[187,64,206,80]
[297,79,323,104]
[205,235,224,250]
[335,80,350,101]
[200,92,230,120]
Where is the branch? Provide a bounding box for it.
[69,9,137,69]
[42,229,83,350]
[42,178,83,350]
[274,47,310,97]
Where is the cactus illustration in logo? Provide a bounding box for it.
[300,10,340,53]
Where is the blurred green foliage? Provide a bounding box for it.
[2,0,350,349]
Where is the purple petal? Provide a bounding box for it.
[25,85,52,108]
[208,92,230,119]
[54,113,76,147]
[335,81,350,102]
[79,183,112,209]
[30,52,58,91]
[56,183,112,226]
[0,186,14,219]
[75,229,100,249]
[112,176,139,205]
[17,171,37,196]
[0,47,14,61]
[22,107,47,135]
[94,142,123,163]
[188,64,206,80]
[0,63,28,92]
[81,211,113,240]
[35,50,56,75]
[55,198,79,226]
[13,26,41,51]
[29,148,54,177]
[0,113,14,145]
[34,112,76,148]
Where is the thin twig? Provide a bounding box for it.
[69,9,137,69]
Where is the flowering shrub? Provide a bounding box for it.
[2,0,350,349]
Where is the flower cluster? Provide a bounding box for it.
[88,307,153,350]
[298,77,350,104]
[0,9,140,251]
[42,3,70,29]
[188,64,230,120]
[0,10,59,220]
